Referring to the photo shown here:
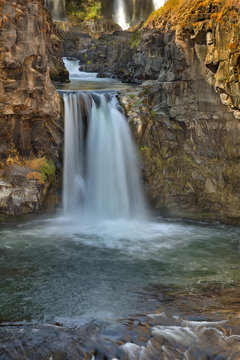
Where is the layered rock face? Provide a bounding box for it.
[0,0,63,215]
[46,9,69,82]
[119,0,240,223]
[131,0,154,26]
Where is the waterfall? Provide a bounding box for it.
[63,92,148,220]
[113,0,163,28]
[63,57,98,80]
[45,0,65,20]
[113,0,129,30]
[63,92,92,214]
[152,0,166,10]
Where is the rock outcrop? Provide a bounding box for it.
[118,0,240,224]
[0,0,63,215]
[56,0,240,224]
[46,9,69,82]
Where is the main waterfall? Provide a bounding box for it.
[63,92,147,220]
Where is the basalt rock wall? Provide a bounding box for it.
[119,0,240,224]
[57,0,240,224]
[0,0,63,215]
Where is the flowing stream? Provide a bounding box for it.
[60,58,129,91]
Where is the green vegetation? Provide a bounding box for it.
[66,0,102,21]
[145,0,240,29]
[41,159,56,185]
[150,110,157,120]
[129,31,142,49]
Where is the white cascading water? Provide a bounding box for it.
[63,92,148,221]
[63,58,98,80]
[63,92,92,214]
[152,0,166,10]
[45,0,65,20]
[113,0,129,30]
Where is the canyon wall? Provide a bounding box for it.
[74,0,240,224]
[0,0,63,215]
[121,0,240,224]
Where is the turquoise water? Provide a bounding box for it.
[1,216,240,325]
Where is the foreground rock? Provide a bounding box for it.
[0,0,63,215]
[1,286,240,359]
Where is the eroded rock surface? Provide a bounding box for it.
[46,9,69,82]
[117,0,240,224]
[0,0,63,215]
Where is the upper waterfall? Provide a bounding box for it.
[45,0,65,20]
[113,0,129,30]
[63,91,148,221]
[152,0,166,10]
[113,0,165,29]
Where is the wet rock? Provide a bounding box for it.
[0,324,96,360]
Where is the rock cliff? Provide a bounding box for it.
[119,0,240,224]
[46,9,69,82]
[62,0,240,223]
[0,0,63,215]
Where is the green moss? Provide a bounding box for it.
[153,156,162,169]
[140,145,151,155]
[41,159,56,185]
[129,31,142,49]
[67,1,102,21]
[166,156,178,173]
[87,60,92,65]
[150,110,157,120]
[85,2,101,20]
[183,155,197,168]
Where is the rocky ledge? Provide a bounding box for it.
[0,0,63,215]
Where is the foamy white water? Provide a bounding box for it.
[152,0,166,10]
[63,92,148,221]
[63,92,92,214]
[114,0,129,30]
[85,95,147,220]
[120,313,240,360]
[63,58,98,80]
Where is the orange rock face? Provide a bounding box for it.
[0,0,63,215]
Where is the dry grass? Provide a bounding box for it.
[26,171,44,184]
[24,157,47,172]
[145,0,240,30]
